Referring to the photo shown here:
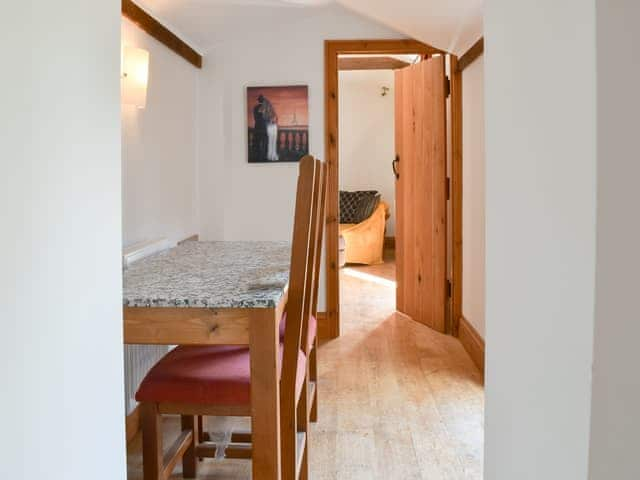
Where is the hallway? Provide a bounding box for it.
[311,255,484,479]
[126,254,484,479]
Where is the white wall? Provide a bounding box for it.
[461,55,485,338]
[588,1,640,478]
[122,18,199,247]
[484,1,597,478]
[1,2,125,479]
[339,70,396,235]
[197,4,402,308]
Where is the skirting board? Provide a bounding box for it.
[458,316,485,373]
[126,405,141,443]
[384,236,396,249]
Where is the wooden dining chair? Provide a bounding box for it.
[197,158,326,451]
[308,158,327,422]
[134,155,320,480]
[218,157,327,473]
[217,158,327,471]
[278,157,326,423]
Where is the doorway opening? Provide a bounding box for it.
[325,40,462,339]
[336,54,422,327]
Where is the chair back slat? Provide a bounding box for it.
[310,160,327,319]
[281,156,317,402]
[299,159,324,355]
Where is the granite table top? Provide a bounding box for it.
[123,241,291,309]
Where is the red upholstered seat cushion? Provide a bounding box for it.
[279,312,317,349]
[135,344,306,406]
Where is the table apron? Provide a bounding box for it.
[123,307,253,345]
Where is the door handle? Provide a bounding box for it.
[392,155,400,179]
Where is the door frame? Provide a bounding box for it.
[323,39,463,339]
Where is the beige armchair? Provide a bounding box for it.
[339,201,390,265]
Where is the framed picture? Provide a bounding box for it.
[247,85,309,163]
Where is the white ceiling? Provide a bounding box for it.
[133,0,482,55]
[337,0,483,55]
[133,0,333,53]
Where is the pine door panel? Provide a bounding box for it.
[394,56,447,332]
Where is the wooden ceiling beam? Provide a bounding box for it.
[456,37,483,73]
[338,56,411,71]
[330,39,445,56]
[122,0,202,69]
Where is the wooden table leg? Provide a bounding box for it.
[249,308,282,480]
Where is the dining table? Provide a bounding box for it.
[123,240,291,480]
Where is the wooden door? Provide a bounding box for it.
[394,56,447,332]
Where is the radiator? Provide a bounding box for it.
[124,344,168,414]
[123,238,175,414]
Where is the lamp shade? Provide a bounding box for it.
[121,46,149,108]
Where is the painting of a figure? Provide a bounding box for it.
[247,85,309,163]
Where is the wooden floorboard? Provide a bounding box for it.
[126,252,484,479]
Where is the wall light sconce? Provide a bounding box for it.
[121,46,149,109]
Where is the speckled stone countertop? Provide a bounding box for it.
[123,241,291,309]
